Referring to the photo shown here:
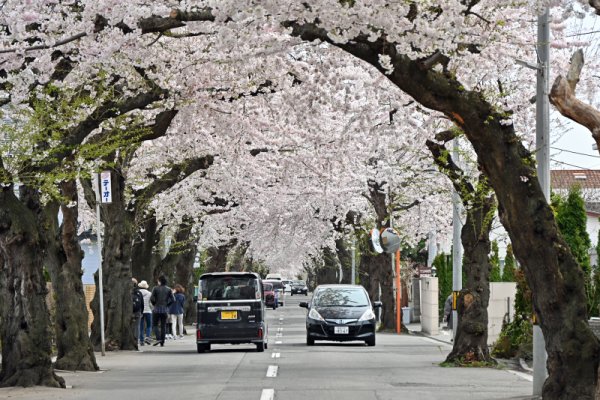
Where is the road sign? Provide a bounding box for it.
[100,171,112,204]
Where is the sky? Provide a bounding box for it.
[551,117,600,170]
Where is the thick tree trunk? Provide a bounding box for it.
[84,172,136,352]
[335,238,352,284]
[52,181,98,371]
[158,220,197,324]
[205,243,233,273]
[0,186,65,388]
[447,185,496,364]
[287,25,600,398]
[131,211,161,283]
[426,140,496,364]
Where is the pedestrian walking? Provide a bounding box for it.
[166,287,176,340]
[131,278,144,348]
[443,294,453,330]
[171,284,186,338]
[138,280,153,345]
[150,275,175,347]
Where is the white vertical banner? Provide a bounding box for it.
[100,171,112,204]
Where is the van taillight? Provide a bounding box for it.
[258,327,263,339]
[196,329,202,340]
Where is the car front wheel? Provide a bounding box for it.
[307,335,315,346]
[365,336,376,347]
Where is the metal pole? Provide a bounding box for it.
[396,250,401,334]
[533,7,550,396]
[451,138,463,338]
[93,174,106,356]
[351,236,356,285]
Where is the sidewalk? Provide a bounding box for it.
[405,320,534,380]
[405,322,454,345]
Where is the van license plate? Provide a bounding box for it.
[334,326,349,334]
[221,311,238,320]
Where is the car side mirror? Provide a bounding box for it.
[373,301,382,308]
[299,302,309,308]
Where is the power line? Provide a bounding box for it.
[551,147,600,158]
[551,158,597,170]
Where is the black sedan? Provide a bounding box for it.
[300,284,381,346]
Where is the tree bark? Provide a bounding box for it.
[549,49,600,152]
[0,185,65,388]
[131,210,162,284]
[52,181,99,371]
[426,139,496,364]
[86,170,137,351]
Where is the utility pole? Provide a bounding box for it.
[351,235,356,285]
[451,138,463,338]
[93,173,106,356]
[533,7,550,396]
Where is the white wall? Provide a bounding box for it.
[420,277,439,335]
[488,282,517,346]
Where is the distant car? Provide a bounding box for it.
[290,280,308,296]
[282,279,293,293]
[263,282,277,310]
[265,273,282,280]
[196,272,268,353]
[300,284,381,346]
[264,279,285,306]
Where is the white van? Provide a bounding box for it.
[265,273,282,280]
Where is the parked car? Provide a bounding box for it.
[263,279,285,307]
[299,284,381,346]
[196,272,268,353]
[291,280,308,296]
[263,282,277,310]
[282,279,293,293]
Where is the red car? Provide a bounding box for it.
[263,282,277,310]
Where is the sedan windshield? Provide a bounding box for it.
[313,287,369,307]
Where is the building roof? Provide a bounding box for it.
[551,170,600,190]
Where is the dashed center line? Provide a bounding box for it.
[271,352,281,358]
[275,340,282,344]
[266,365,279,377]
[260,388,275,400]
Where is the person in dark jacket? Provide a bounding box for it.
[132,278,144,349]
[150,275,175,347]
[170,284,186,338]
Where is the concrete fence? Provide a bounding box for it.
[415,279,516,344]
[420,277,439,335]
[46,283,96,329]
[487,282,517,345]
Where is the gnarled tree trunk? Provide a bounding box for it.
[85,171,137,352]
[53,181,98,371]
[427,138,496,364]
[0,185,64,388]
[131,210,161,284]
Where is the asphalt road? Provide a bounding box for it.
[0,295,535,400]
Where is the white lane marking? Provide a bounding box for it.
[275,333,282,338]
[279,317,284,321]
[506,370,533,382]
[277,327,283,333]
[266,365,278,377]
[260,388,275,400]
[271,352,280,358]
[275,340,282,344]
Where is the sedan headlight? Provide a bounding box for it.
[308,308,325,321]
[358,309,376,321]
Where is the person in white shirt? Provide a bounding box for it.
[138,280,153,345]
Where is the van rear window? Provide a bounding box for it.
[200,276,259,300]
[264,280,283,290]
